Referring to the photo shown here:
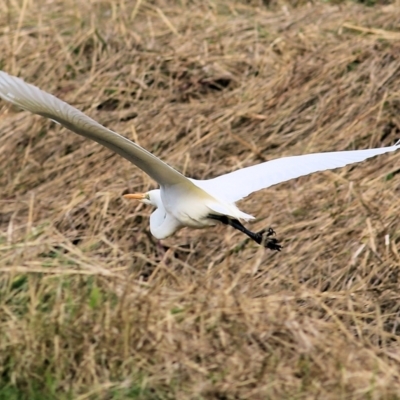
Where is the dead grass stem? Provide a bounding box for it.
[1,0,400,398]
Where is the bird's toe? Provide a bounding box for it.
[257,227,276,237]
[257,228,281,251]
[265,239,282,251]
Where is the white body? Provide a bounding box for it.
[0,71,398,240]
[147,184,252,238]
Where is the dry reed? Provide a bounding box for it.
[1,0,400,398]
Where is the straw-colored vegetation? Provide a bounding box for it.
[1,0,400,398]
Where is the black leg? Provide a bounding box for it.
[208,214,282,251]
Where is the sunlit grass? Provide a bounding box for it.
[1,0,400,398]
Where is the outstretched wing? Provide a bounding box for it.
[0,71,187,186]
[195,146,400,202]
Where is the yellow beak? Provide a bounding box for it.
[123,193,146,200]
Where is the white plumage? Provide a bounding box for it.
[0,71,398,250]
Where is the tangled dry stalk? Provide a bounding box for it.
[1,0,400,398]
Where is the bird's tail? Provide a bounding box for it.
[206,200,255,221]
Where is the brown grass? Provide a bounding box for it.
[1,0,400,398]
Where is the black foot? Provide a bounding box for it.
[255,228,282,251]
[207,214,282,251]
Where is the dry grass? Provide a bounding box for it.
[1,0,400,398]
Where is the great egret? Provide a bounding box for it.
[0,71,399,251]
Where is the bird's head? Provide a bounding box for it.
[123,189,161,207]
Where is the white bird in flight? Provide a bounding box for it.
[0,71,399,251]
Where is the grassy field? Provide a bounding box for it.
[1,0,400,398]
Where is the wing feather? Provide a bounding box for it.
[0,71,187,186]
[195,146,400,202]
